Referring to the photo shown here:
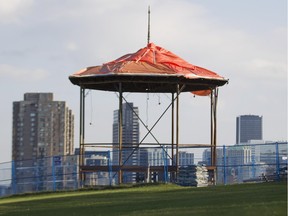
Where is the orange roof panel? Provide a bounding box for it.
[70,43,228,95]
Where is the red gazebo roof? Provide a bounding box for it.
[69,43,228,95]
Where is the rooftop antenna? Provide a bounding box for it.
[147,6,151,45]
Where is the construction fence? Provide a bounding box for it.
[0,142,287,197]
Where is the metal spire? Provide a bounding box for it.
[147,6,151,45]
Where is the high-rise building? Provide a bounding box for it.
[138,148,167,183]
[112,102,140,183]
[236,115,263,144]
[12,93,74,192]
[177,151,194,166]
[75,149,111,185]
[138,148,166,168]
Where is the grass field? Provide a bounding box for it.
[0,182,286,216]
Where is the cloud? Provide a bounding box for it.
[65,42,78,52]
[0,64,48,80]
[248,58,286,79]
[0,0,34,24]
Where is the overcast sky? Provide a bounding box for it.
[0,0,287,162]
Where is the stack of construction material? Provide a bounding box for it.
[177,165,208,187]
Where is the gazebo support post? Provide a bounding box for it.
[210,88,218,185]
[210,89,214,180]
[213,88,218,184]
[118,83,123,184]
[79,87,85,186]
[176,84,180,180]
[171,93,175,181]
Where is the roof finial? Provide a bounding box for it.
[147,6,151,45]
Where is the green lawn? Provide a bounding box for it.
[0,182,286,216]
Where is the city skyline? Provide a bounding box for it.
[1,92,287,192]
[10,92,279,160]
[0,1,286,163]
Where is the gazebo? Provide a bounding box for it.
[69,42,228,184]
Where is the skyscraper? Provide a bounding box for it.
[12,93,74,192]
[112,102,140,183]
[236,115,262,144]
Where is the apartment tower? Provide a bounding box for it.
[12,93,74,192]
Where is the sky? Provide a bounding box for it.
[0,0,287,163]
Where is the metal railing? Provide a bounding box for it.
[0,142,286,197]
